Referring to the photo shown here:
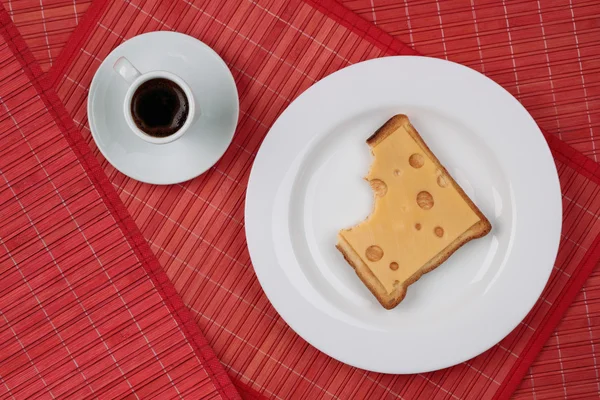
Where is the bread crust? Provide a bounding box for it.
[338,114,491,309]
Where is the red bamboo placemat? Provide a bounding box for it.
[3,10,600,395]
[3,2,599,400]
[42,0,600,398]
[4,4,598,395]
[338,0,600,162]
[0,10,239,400]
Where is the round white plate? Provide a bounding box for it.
[88,31,239,184]
[245,56,561,374]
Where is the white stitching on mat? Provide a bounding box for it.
[402,0,414,46]
[38,0,53,66]
[420,374,460,400]
[65,75,89,92]
[0,308,45,400]
[73,0,79,25]
[528,367,537,400]
[465,361,500,385]
[562,194,600,219]
[469,0,485,73]
[369,0,377,24]
[364,375,406,399]
[553,332,568,397]
[520,321,535,331]
[498,344,518,359]
[536,0,562,140]
[581,287,600,392]
[81,48,103,63]
[568,0,596,161]
[501,0,521,97]
[435,1,448,59]
[560,233,588,252]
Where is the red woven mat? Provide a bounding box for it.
[40,0,600,398]
[339,0,600,162]
[1,0,92,71]
[0,10,239,400]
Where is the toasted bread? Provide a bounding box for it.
[337,114,491,309]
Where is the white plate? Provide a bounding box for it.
[245,56,561,374]
[88,32,239,184]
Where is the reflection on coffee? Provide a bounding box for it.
[131,78,189,137]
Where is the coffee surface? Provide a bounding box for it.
[131,78,189,137]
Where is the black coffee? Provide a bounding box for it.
[131,78,189,138]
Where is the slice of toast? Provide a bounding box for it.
[337,114,491,309]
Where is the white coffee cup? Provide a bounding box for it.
[114,56,196,144]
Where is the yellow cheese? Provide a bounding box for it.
[339,125,481,294]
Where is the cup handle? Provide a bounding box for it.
[113,57,141,84]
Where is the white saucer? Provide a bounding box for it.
[87,31,239,185]
[245,56,562,373]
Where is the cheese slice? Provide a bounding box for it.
[337,114,490,308]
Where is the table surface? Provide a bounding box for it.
[1,0,599,399]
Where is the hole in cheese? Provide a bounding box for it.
[365,245,384,261]
[389,262,399,271]
[434,227,444,237]
[417,191,434,210]
[437,174,449,188]
[415,223,422,230]
[370,179,387,197]
[409,153,424,168]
